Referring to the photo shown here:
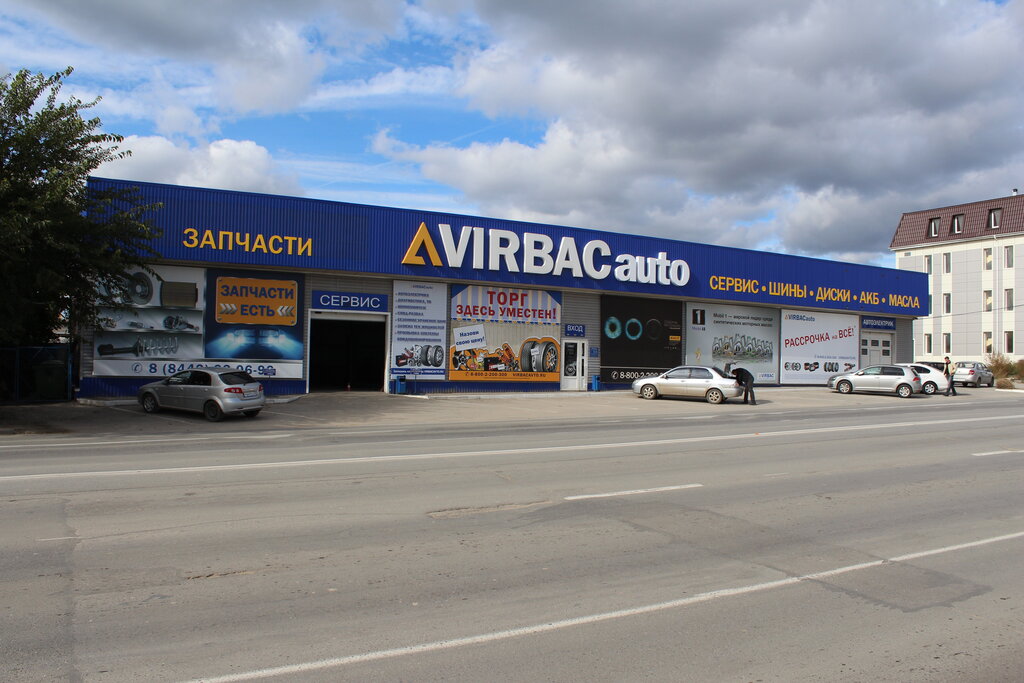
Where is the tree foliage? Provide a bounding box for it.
[0,67,161,346]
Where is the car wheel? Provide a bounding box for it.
[896,383,913,398]
[203,401,224,422]
[837,380,853,394]
[243,409,261,418]
[922,381,936,395]
[989,377,995,387]
[519,341,536,372]
[705,388,724,404]
[537,342,558,373]
[431,345,445,367]
[141,393,160,413]
[639,384,658,400]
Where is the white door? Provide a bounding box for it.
[560,339,587,391]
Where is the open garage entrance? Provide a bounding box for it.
[308,314,386,391]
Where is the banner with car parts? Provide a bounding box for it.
[778,309,858,384]
[390,280,447,380]
[449,285,561,381]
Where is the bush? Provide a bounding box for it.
[1015,360,1024,379]
[996,377,1016,389]
[986,352,1014,379]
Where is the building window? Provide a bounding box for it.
[951,214,964,234]
[1006,288,1014,311]
[984,332,993,354]
[943,252,951,273]
[1006,331,1014,354]
[1006,245,1014,268]
[989,208,1002,229]
[943,293,951,314]
[943,333,951,353]
[924,333,932,354]
[925,254,932,274]
[984,247,993,270]
[929,217,940,237]
[984,290,993,312]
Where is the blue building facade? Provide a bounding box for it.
[81,178,928,397]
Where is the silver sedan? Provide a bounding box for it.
[632,365,743,404]
[138,368,265,421]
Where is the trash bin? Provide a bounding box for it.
[590,375,601,392]
[393,376,406,394]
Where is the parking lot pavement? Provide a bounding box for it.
[1,385,1021,436]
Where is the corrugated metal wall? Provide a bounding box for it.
[561,291,602,379]
[895,317,915,363]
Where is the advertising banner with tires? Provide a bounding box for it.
[600,295,683,383]
[685,303,779,383]
[390,280,448,379]
[779,310,858,384]
[449,285,561,381]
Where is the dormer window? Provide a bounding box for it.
[951,214,964,234]
[989,208,1002,229]
[928,217,940,237]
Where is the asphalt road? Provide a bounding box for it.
[1,388,1023,681]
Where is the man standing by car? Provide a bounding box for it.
[943,356,957,396]
[726,363,757,405]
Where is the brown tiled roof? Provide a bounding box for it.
[889,193,1024,250]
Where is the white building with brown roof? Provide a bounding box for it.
[890,191,1024,362]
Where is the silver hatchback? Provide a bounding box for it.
[828,365,922,398]
[138,368,265,421]
[632,365,743,404]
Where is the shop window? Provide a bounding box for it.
[951,214,964,234]
[989,208,1002,229]
[984,248,993,270]
[929,217,940,237]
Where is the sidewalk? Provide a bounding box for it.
[0,385,987,436]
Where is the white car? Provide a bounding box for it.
[898,363,949,395]
[827,364,922,398]
[953,361,995,387]
[632,365,743,404]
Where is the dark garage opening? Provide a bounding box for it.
[309,318,386,391]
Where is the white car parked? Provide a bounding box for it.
[897,363,949,395]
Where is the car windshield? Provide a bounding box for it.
[219,371,256,385]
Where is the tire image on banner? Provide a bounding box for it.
[449,285,561,381]
[600,295,683,384]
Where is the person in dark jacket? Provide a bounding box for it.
[726,363,756,405]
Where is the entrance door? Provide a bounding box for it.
[860,332,893,367]
[560,339,587,391]
[309,315,386,391]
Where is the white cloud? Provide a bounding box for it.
[96,136,302,196]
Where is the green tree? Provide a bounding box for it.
[0,66,161,346]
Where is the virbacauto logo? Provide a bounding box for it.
[402,222,691,287]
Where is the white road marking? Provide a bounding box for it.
[185,529,1024,683]
[2,413,1019,482]
[565,484,703,500]
[973,449,1021,457]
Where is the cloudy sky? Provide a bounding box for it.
[3,0,1022,265]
